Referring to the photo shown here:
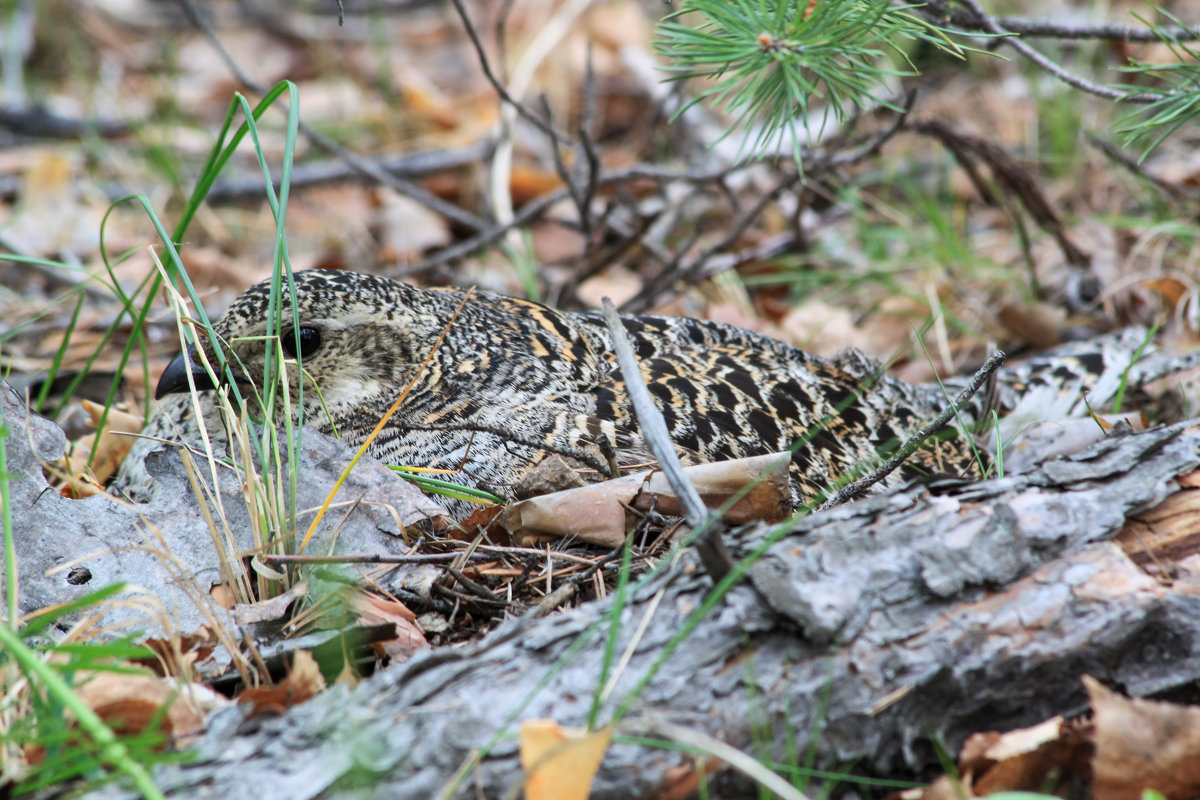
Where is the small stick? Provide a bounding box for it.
[261,552,496,565]
[817,350,1007,511]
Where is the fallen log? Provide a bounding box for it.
[56,420,1200,799]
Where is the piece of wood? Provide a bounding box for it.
[56,421,1200,799]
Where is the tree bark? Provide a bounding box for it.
[64,422,1200,799]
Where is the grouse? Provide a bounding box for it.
[114,269,1189,518]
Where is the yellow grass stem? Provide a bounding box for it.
[298,289,474,553]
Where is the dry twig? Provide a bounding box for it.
[602,298,734,581]
[817,350,1007,511]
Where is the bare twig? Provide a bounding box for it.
[442,566,500,602]
[0,105,131,139]
[817,88,919,170]
[575,45,602,243]
[532,543,627,616]
[918,2,1199,42]
[627,171,800,312]
[602,299,733,581]
[261,551,500,565]
[1084,131,1197,202]
[913,119,1088,268]
[448,0,572,146]
[951,0,1161,103]
[817,350,1007,511]
[404,158,766,275]
[205,141,496,203]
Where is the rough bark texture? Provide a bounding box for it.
[57,420,1200,799]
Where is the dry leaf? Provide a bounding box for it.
[1,151,101,256]
[1142,276,1190,314]
[510,165,563,206]
[375,190,452,261]
[233,582,308,625]
[576,265,644,310]
[997,302,1066,349]
[238,650,326,717]
[60,400,144,497]
[1087,676,1200,800]
[963,716,1091,794]
[353,592,429,663]
[521,719,613,800]
[74,672,227,741]
[502,453,791,547]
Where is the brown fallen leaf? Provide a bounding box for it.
[238,650,326,717]
[889,716,1090,800]
[1088,675,1200,800]
[997,302,1066,349]
[1142,276,1190,315]
[521,719,613,800]
[353,592,429,663]
[966,716,1092,794]
[501,452,791,548]
[511,164,564,206]
[452,503,509,545]
[59,400,144,498]
[73,672,228,742]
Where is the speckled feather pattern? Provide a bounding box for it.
[114,270,1186,518]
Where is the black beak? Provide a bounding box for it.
[155,348,218,399]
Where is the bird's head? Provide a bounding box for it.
[154,269,455,427]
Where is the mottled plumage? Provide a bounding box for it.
[114,269,1189,518]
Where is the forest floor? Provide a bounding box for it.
[3,0,1200,797]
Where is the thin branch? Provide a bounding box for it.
[919,2,1199,42]
[628,171,800,312]
[0,105,131,139]
[817,350,1007,511]
[448,0,572,146]
[912,119,1088,268]
[602,299,734,582]
[205,141,496,203]
[261,551,501,565]
[575,44,602,243]
[403,158,767,275]
[951,0,1161,103]
[1084,131,1197,202]
[818,87,918,170]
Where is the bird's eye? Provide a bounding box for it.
[281,326,322,359]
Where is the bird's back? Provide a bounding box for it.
[567,311,982,503]
[113,270,1197,517]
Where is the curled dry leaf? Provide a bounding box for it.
[232,582,308,626]
[1142,276,1190,315]
[352,592,429,663]
[59,399,143,498]
[890,715,1088,800]
[897,675,1200,800]
[238,650,327,718]
[501,452,791,547]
